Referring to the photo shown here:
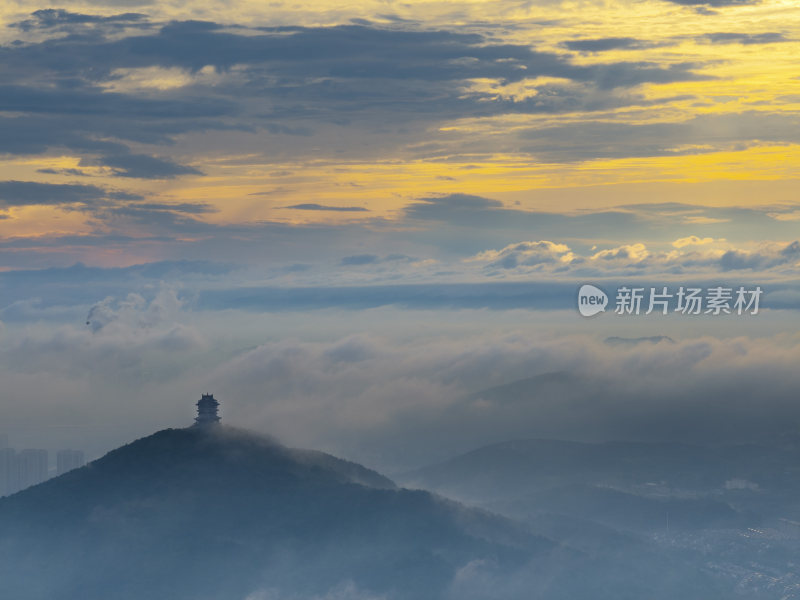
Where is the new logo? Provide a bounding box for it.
[577,284,608,317]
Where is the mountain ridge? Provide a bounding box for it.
[0,425,552,600]
[0,426,744,600]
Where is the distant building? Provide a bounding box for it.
[1,446,85,496]
[56,449,85,476]
[0,434,7,449]
[194,393,221,427]
[0,448,17,497]
[18,449,48,490]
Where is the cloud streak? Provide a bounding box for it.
[284,204,369,212]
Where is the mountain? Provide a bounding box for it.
[399,437,760,539]
[401,438,798,510]
[463,371,575,409]
[0,426,738,600]
[399,438,800,599]
[0,426,548,600]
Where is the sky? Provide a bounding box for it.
[1,0,799,471]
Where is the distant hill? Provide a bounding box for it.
[400,438,795,507]
[0,427,740,599]
[463,371,575,408]
[398,438,800,599]
[401,438,767,534]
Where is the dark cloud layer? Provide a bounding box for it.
[404,194,505,221]
[720,241,800,271]
[193,279,794,312]
[0,180,140,207]
[11,8,148,32]
[284,204,369,212]
[0,85,233,119]
[0,14,713,181]
[85,153,203,178]
[563,38,647,52]
[518,112,800,161]
[665,0,757,6]
[402,194,640,239]
[701,32,788,44]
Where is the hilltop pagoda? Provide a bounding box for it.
[194,393,221,427]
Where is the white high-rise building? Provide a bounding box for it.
[18,449,48,490]
[56,449,85,476]
[0,448,17,497]
[0,445,86,496]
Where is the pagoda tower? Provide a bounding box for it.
[194,393,221,427]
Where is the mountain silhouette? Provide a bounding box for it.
[398,437,800,599]
[0,427,740,600]
[401,437,793,504]
[0,426,549,600]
